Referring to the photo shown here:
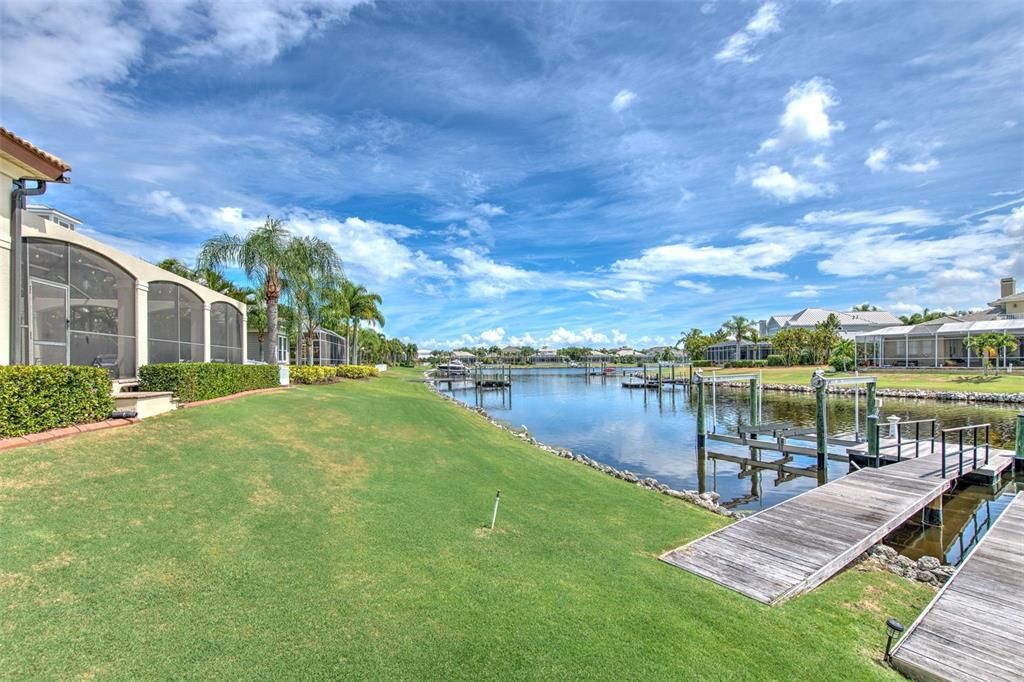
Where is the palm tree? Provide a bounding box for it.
[721,315,757,361]
[156,258,194,279]
[295,275,349,365]
[340,281,384,364]
[198,217,340,364]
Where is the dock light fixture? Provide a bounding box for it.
[885,618,904,661]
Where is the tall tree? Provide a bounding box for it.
[340,281,384,364]
[198,217,340,364]
[721,315,757,361]
[156,258,194,279]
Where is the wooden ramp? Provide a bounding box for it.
[660,446,1016,605]
[891,492,1024,682]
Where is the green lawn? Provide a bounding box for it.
[712,366,1024,393]
[0,370,931,679]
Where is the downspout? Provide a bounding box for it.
[10,179,48,365]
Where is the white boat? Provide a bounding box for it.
[437,360,469,376]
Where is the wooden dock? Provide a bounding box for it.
[660,445,1017,605]
[891,491,1024,682]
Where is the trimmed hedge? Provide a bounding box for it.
[336,365,379,379]
[289,365,337,384]
[723,360,768,368]
[139,363,279,403]
[0,365,114,437]
[690,360,719,368]
[766,354,786,367]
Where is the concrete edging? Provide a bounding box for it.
[0,418,140,451]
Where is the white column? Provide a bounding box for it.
[203,302,211,363]
[136,282,149,368]
[241,311,248,364]
[0,230,11,366]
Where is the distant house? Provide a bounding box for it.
[531,347,560,363]
[613,348,650,361]
[587,349,612,361]
[645,346,688,362]
[451,350,477,365]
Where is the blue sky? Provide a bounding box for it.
[2,0,1022,350]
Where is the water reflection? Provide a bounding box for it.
[446,367,1019,511]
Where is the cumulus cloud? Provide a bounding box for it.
[865,143,940,174]
[786,285,831,298]
[759,78,844,152]
[610,89,637,112]
[450,248,538,298]
[747,165,835,202]
[479,327,506,344]
[474,203,506,217]
[715,2,782,64]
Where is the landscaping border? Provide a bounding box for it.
[0,417,139,451]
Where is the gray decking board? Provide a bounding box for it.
[660,444,1016,605]
[892,492,1024,682]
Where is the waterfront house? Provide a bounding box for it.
[451,350,477,365]
[1,127,247,386]
[531,346,560,363]
[854,278,1024,368]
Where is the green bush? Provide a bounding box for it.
[0,365,114,437]
[723,360,768,368]
[690,360,719,368]
[766,354,786,366]
[140,363,279,402]
[289,365,337,384]
[336,365,379,379]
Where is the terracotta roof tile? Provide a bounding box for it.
[0,126,72,173]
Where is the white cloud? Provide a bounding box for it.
[474,203,506,217]
[141,190,193,223]
[866,143,940,174]
[748,165,835,202]
[612,329,628,344]
[450,248,537,298]
[715,2,782,64]
[545,327,611,345]
[509,333,537,347]
[480,327,506,344]
[786,285,829,298]
[674,279,715,295]
[610,89,637,113]
[610,225,811,282]
[0,0,368,122]
[802,207,942,227]
[873,119,895,133]
[896,158,940,173]
[865,146,892,172]
[759,78,844,151]
[588,281,649,301]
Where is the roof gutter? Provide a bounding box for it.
[10,179,49,364]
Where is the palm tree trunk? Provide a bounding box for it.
[265,293,279,364]
[736,336,741,361]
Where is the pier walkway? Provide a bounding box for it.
[660,445,1016,605]
[891,492,1024,682]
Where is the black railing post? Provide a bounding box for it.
[915,422,920,458]
[941,437,947,478]
[985,424,990,464]
[958,430,964,476]
[931,421,935,454]
[973,426,978,470]
[896,427,903,462]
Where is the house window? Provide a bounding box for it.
[148,282,204,363]
[24,239,137,378]
[210,302,243,363]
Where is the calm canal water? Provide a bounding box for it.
[445,367,1022,563]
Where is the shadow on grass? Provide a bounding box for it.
[951,375,1002,384]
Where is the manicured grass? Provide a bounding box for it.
[713,366,1024,393]
[0,370,931,679]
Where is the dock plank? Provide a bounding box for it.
[891,492,1024,682]
[659,444,1017,606]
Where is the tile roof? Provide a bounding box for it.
[0,126,71,177]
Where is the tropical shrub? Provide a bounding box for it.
[690,360,719,368]
[0,366,113,437]
[336,365,379,379]
[828,339,856,372]
[723,360,768,368]
[289,365,337,384]
[140,363,278,402]
[766,354,786,366]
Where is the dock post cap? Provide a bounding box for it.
[810,369,826,389]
